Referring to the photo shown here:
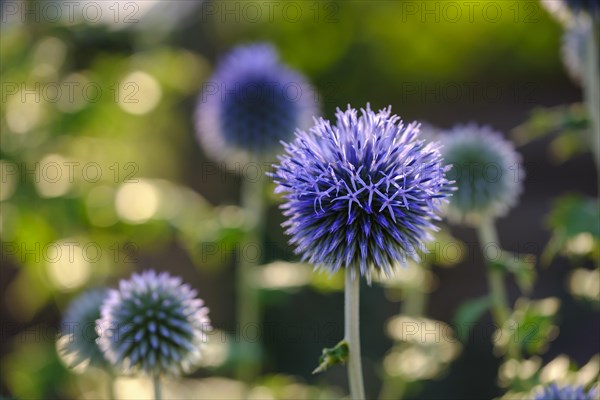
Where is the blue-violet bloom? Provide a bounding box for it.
[97,270,211,376]
[271,105,454,281]
[534,383,598,400]
[195,43,318,166]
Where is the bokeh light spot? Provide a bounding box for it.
[35,154,72,198]
[118,71,162,115]
[115,180,160,223]
[46,239,91,291]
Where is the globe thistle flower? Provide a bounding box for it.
[195,43,318,166]
[271,105,454,280]
[533,383,598,400]
[440,124,523,224]
[57,288,110,372]
[97,270,211,376]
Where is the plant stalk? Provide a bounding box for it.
[152,374,161,400]
[582,22,600,190]
[236,173,266,382]
[345,268,366,400]
[477,219,520,360]
[107,372,116,400]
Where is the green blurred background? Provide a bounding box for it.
[1,0,598,399]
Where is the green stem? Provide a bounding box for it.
[152,375,161,400]
[582,22,600,190]
[107,372,116,400]
[345,268,365,400]
[236,173,266,382]
[477,219,520,360]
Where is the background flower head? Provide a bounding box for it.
[56,288,109,373]
[533,383,598,400]
[440,124,524,224]
[97,270,211,376]
[271,105,454,281]
[195,43,318,166]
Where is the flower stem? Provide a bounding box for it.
[107,372,116,400]
[152,375,161,400]
[477,219,520,360]
[582,22,600,188]
[345,268,365,400]
[236,174,266,382]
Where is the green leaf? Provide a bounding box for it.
[496,297,560,356]
[312,340,349,374]
[549,130,588,164]
[492,252,537,294]
[454,296,493,342]
[547,195,600,238]
[543,195,600,265]
[511,104,589,147]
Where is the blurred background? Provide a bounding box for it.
[1,0,598,399]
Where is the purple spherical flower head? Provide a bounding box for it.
[97,270,211,376]
[271,105,454,281]
[534,383,598,400]
[195,43,318,166]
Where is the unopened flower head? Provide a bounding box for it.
[97,270,211,376]
[440,124,523,224]
[195,43,318,166]
[271,105,454,281]
[57,288,109,372]
[533,383,598,400]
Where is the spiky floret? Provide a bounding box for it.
[440,124,523,224]
[195,43,318,166]
[97,270,211,376]
[57,288,109,372]
[271,105,454,281]
[533,383,598,400]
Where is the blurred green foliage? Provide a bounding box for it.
[495,297,560,357]
[543,194,600,266]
